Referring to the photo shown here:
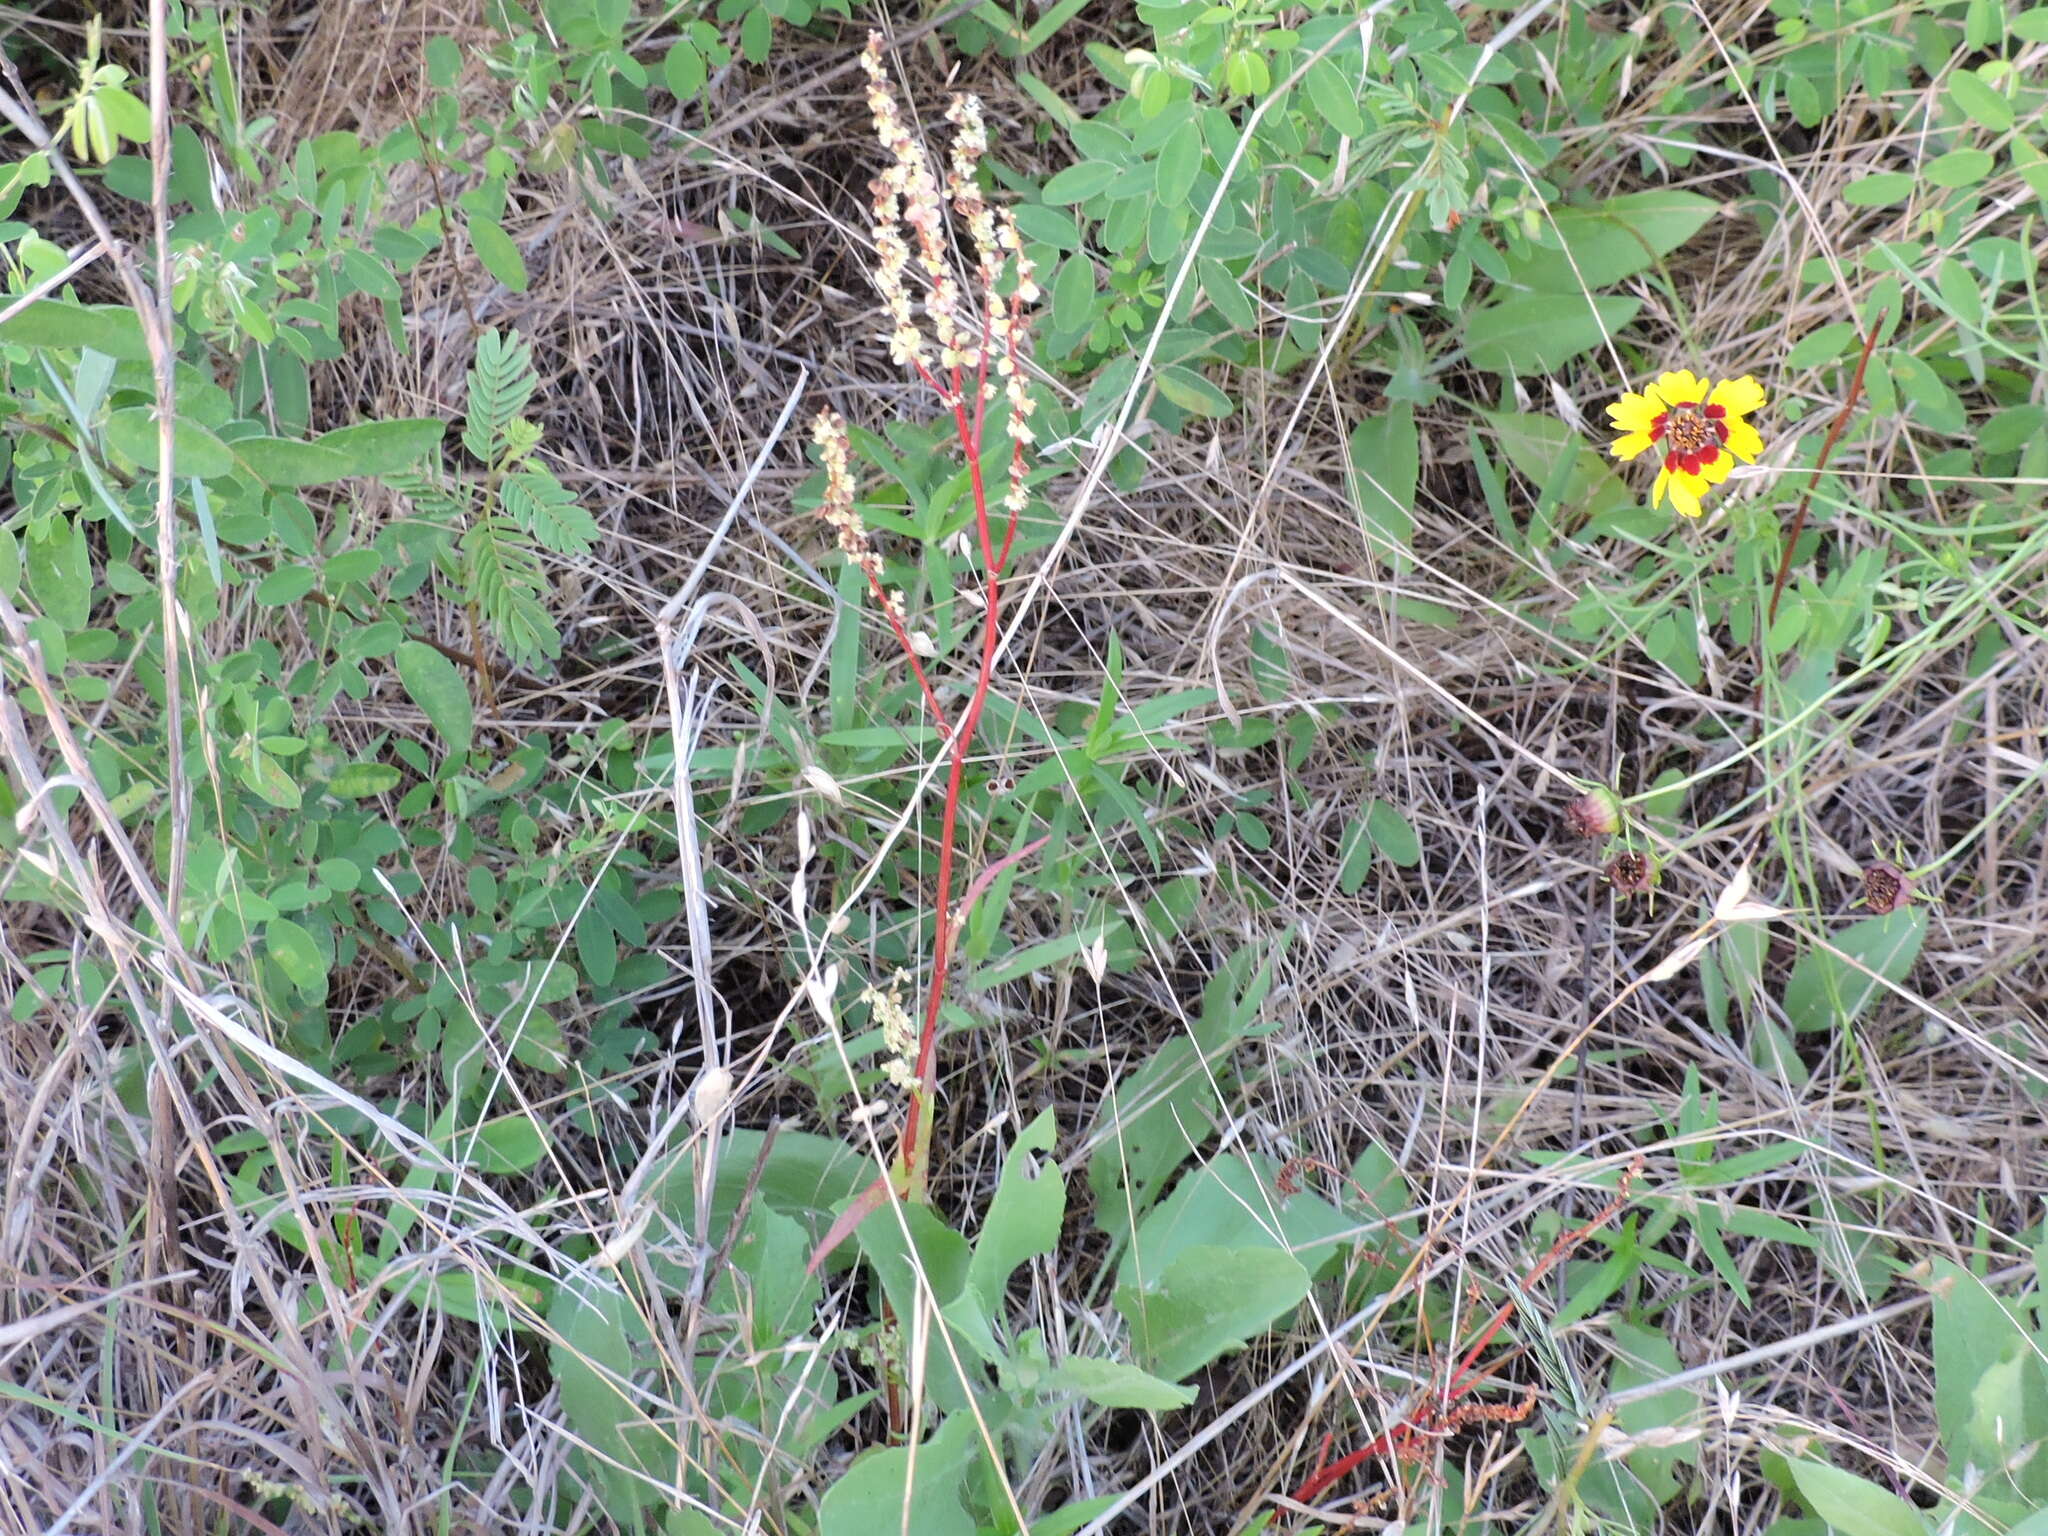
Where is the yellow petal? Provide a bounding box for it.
[1668,476,1704,518]
[1610,431,1655,461]
[1651,465,1670,509]
[1654,370,1706,406]
[1699,451,1735,486]
[1724,418,1763,463]
[1709,375,1766,418]
[1606,389,1663,434]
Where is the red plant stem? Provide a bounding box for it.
[1290,1168,1639,1511]
[896,346,1006,1190]
[1765,321,1882,631]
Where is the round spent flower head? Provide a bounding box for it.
[1859,861,1913,916]
[1607,370,1766,520]
[1563,786,1622,839]
[1605,851,1658,897]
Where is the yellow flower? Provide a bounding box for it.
[1606,370,1766,519]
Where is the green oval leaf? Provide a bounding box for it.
[1843,171,1915,206]
[1945,67,2013,131]
[265,917,327,1000]
[468,215,529,293]
[1504,190,1720,292]
[233,435,357,487]
[1787,1459,1931,1536]
[103,407,235,479]
[0,301,153,359]
[1042,160,1120,204]
[313,418,445,476]
[393,640,473,758]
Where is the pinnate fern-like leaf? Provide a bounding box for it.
[461,329,537,464]
[462,515,560,667]
[502,468,598,555]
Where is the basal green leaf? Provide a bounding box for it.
[1788,1459,1930,1536]
[265,917,326,999]
[1783,907,1927,1032]
[1505,190,1719,292]
[1463,294,1641,375]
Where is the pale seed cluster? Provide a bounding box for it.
[860,975,919,1092]
[810,409,902,622]
[859,32,1039,523]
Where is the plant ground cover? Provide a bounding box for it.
[2,2,2046,1534]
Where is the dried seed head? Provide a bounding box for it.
[1861,861,1911,915]
[1605,851,1657,896]
[1564,787,1622,839]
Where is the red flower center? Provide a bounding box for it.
[1652,399,1730,477]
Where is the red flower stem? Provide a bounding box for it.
[896,359,1005,1199]
[1766,321,1881,631]
[862,571,950,734]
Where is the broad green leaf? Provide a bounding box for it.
[468,215,529,292]
[1946,67,2013,131]
[1155,120,1204,206]
[712,1204,821,1349]
[968,1109,1064,1302]
[314,418,445,476]
[102,407,235,479]
[327,762,401,797]
[1783,907,1926,1032]
[1121,1153,1352,1285]
[1463,294,1642,375]
[1115,1244,1309,1381]
[264,917,326,999]
[393,640,474,758]
[1926,147,1994,188]
[1607,1321,1698,1502]
[1484,411,1638,531]
[1041,1356,1198,1410]
[1348,404,1418,564]
[1505,190,1719,292]
[1844,172,1915,206]
[549,1281,667,1526]
[819,1414,979,1536]
[1788,1460,1930,1536]
[458,1111,547,1174]
[1336,815,1373,894]
[0,301,153,359]
[1302,56,1367,137]
[255,567,318,605]
[663,39,706,100]
[1088,1039,1218,1243]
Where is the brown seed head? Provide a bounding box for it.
[1861,862,1910,915]
[1606,852,1657,896]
